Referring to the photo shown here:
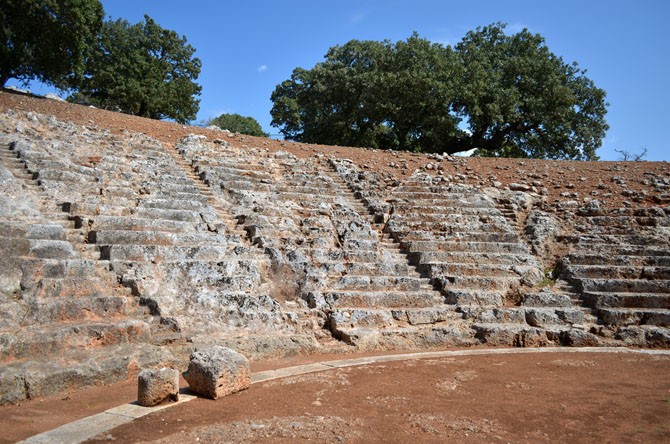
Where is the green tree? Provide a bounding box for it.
[449,23,608,160]
[74,15,201,123]
[209,113,268,137]
[270,24,608,160]
[271,34,458,152]
[0,0,104,88]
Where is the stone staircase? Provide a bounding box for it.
[177,138,470,350]
[58,135,290,349]
[361,171,595,346]
[323,161,468,350]
[558,203,670,345]
[0,124,169,404]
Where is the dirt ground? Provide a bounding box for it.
[1,89,668,211]
[1,351,668,443]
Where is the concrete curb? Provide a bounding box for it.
[19,347,670,443]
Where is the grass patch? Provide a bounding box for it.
[538,269,556,288]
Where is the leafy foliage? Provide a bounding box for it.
[0,0,104,88]
[271,34,458,152]
[270,23,609,160]
[74,15,201,123]
[208,113,268,137]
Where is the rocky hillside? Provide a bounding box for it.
[1,90,669,404]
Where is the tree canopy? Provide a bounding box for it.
[73,15,202,123]
[270,23,609,160]
[0,0,104,88]
[208,113,268,137]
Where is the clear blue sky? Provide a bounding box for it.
[9,0,669,161]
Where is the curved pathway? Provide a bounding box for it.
[20,346,670,443]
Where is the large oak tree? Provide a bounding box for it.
[270,23,608,160]
[74,15,202,123]
[0,0,104,88]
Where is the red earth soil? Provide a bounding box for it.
[1,89,668,211]
[0,351,668,444]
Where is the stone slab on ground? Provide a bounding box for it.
[137,368,179,407]
[182,346,251,399]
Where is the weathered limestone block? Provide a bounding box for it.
[183,346,250,399]
[137,368,180,407]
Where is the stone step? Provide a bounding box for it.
[558,235,669,248]
[34,168,97,184]
[193,159,274,171]
[312,260,414,276]
[198,165,275,180]
[328,307,459,331]
[395,230,520,244]
[305,290,443,309]
[390,204,502,216]
[577,278,670,294]
[578,215,670,228]
[245,225,333,239]
[565,253,670,267]
[272,184,342,195]
[460,306,585,326]
[91,215,198,233]
[419,263,538,279]
[133,207,203,222]
[22,160,103,178]
[0,320,152,362]
[408,251,536,266]
[596,308,670,327]
[18,258,96,281]
[100,244,259,262]
[304,275,426,292]
[574,226,663,236]
[404,240,530,255]
[582,291,670,309]
[89,230,242,246]
[269,192,343,203]
[472,323,585,347]
[311,249,386,264]
[0,222,67,240]
[521,293,574,308]
[217,179,274,192]
[389,213,507,224]
[330,325,474,350]
[437,275,518,292]
[444,290,505,306]
[2,238,76,259]
[138,198,211,211]
[150,190,210,203]
[251,236,338,251]
[100,186,140,199]
[565,264,670,280]
[390,190,493,202]
[24,296,133,323]
[32,277,109,299]
[388,220,513,234]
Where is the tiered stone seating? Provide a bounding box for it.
[2,108,670,404]
[51,134,288,343]
[381,173,597,345]
[177,139,467,350]
[559,204,670,345]
[0,113,168,404]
